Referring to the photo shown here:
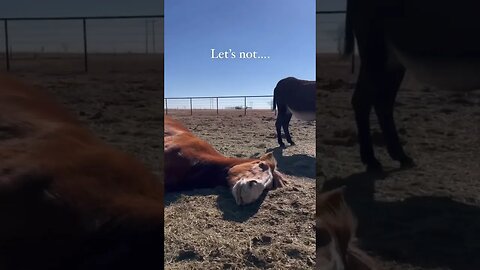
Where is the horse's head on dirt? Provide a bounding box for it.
[316,187,377,270]
[164,116,287,206]
[229,152,286,205]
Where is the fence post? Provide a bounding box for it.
[165,99,168,115]
[351,41,355,74]
[151,20,156,53]
[82,18,88,72]
[4,20,10,71]
[190,98,193,115]
[244,96,247,115]
[216,97,219,114]
[145,20,149,54]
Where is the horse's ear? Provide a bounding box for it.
[317,187,346,216]
[260,152,274,161]
[260,152,276,167]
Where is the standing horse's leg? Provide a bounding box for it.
[275,105,287,147]
[283,112,294,145]
[352,66,382,171]
[374,67,415,168]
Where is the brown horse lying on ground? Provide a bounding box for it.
[0,74,163,270]
[317,188,377,270]
[164,116,286,205]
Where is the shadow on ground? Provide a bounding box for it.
[165,187,266,223]
[322,169,480,270]
[267,146,315,179]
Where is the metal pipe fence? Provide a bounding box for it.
[0,15,163,72]
[1,11,352,73]
[316,10,356,73]
[164,95,274,116]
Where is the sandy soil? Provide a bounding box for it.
[317,54,480,270]
[164,110,316,269]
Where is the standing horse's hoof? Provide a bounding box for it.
[279,142,286,148]
[289,141,295,146]
[400,156,416,169]
[366,160,383,173]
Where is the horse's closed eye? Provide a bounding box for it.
[259,162,269,171]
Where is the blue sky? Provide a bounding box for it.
[165,0,315,99]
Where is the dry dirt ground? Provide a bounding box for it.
[317,54,480,270]
[164,110,315,269]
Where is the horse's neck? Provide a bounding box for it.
[184,156,254,188]
[208,156,254,168]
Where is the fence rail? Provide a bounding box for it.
[165,95,274,116]
[0,14,164,72]
[316,10,355,73]
[316,11,346,14]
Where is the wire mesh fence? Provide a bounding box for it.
[164,95,274,116]
[317,12,346,54]
[0,11,351,72]
[0,15,163,73]
[317,10,357,73]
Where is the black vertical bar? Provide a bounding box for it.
[152,21,155,53]
[83,19,88,72]
[4,20,10,71]
[351,41,355,74]
[244,96,247,115]
[145,20,149,54]
[165,99,168,115]
[216,97,219,114]
[190,98,193,115]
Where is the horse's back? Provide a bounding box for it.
[274,77,315,112]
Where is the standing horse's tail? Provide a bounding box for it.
[343,0,355,57]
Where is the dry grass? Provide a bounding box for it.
[165,181,315,269]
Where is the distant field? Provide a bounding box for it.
[0,53,163,73]
[165,109,271,116]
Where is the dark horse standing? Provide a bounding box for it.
[344,0,480,171]
[272,77,315,147]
